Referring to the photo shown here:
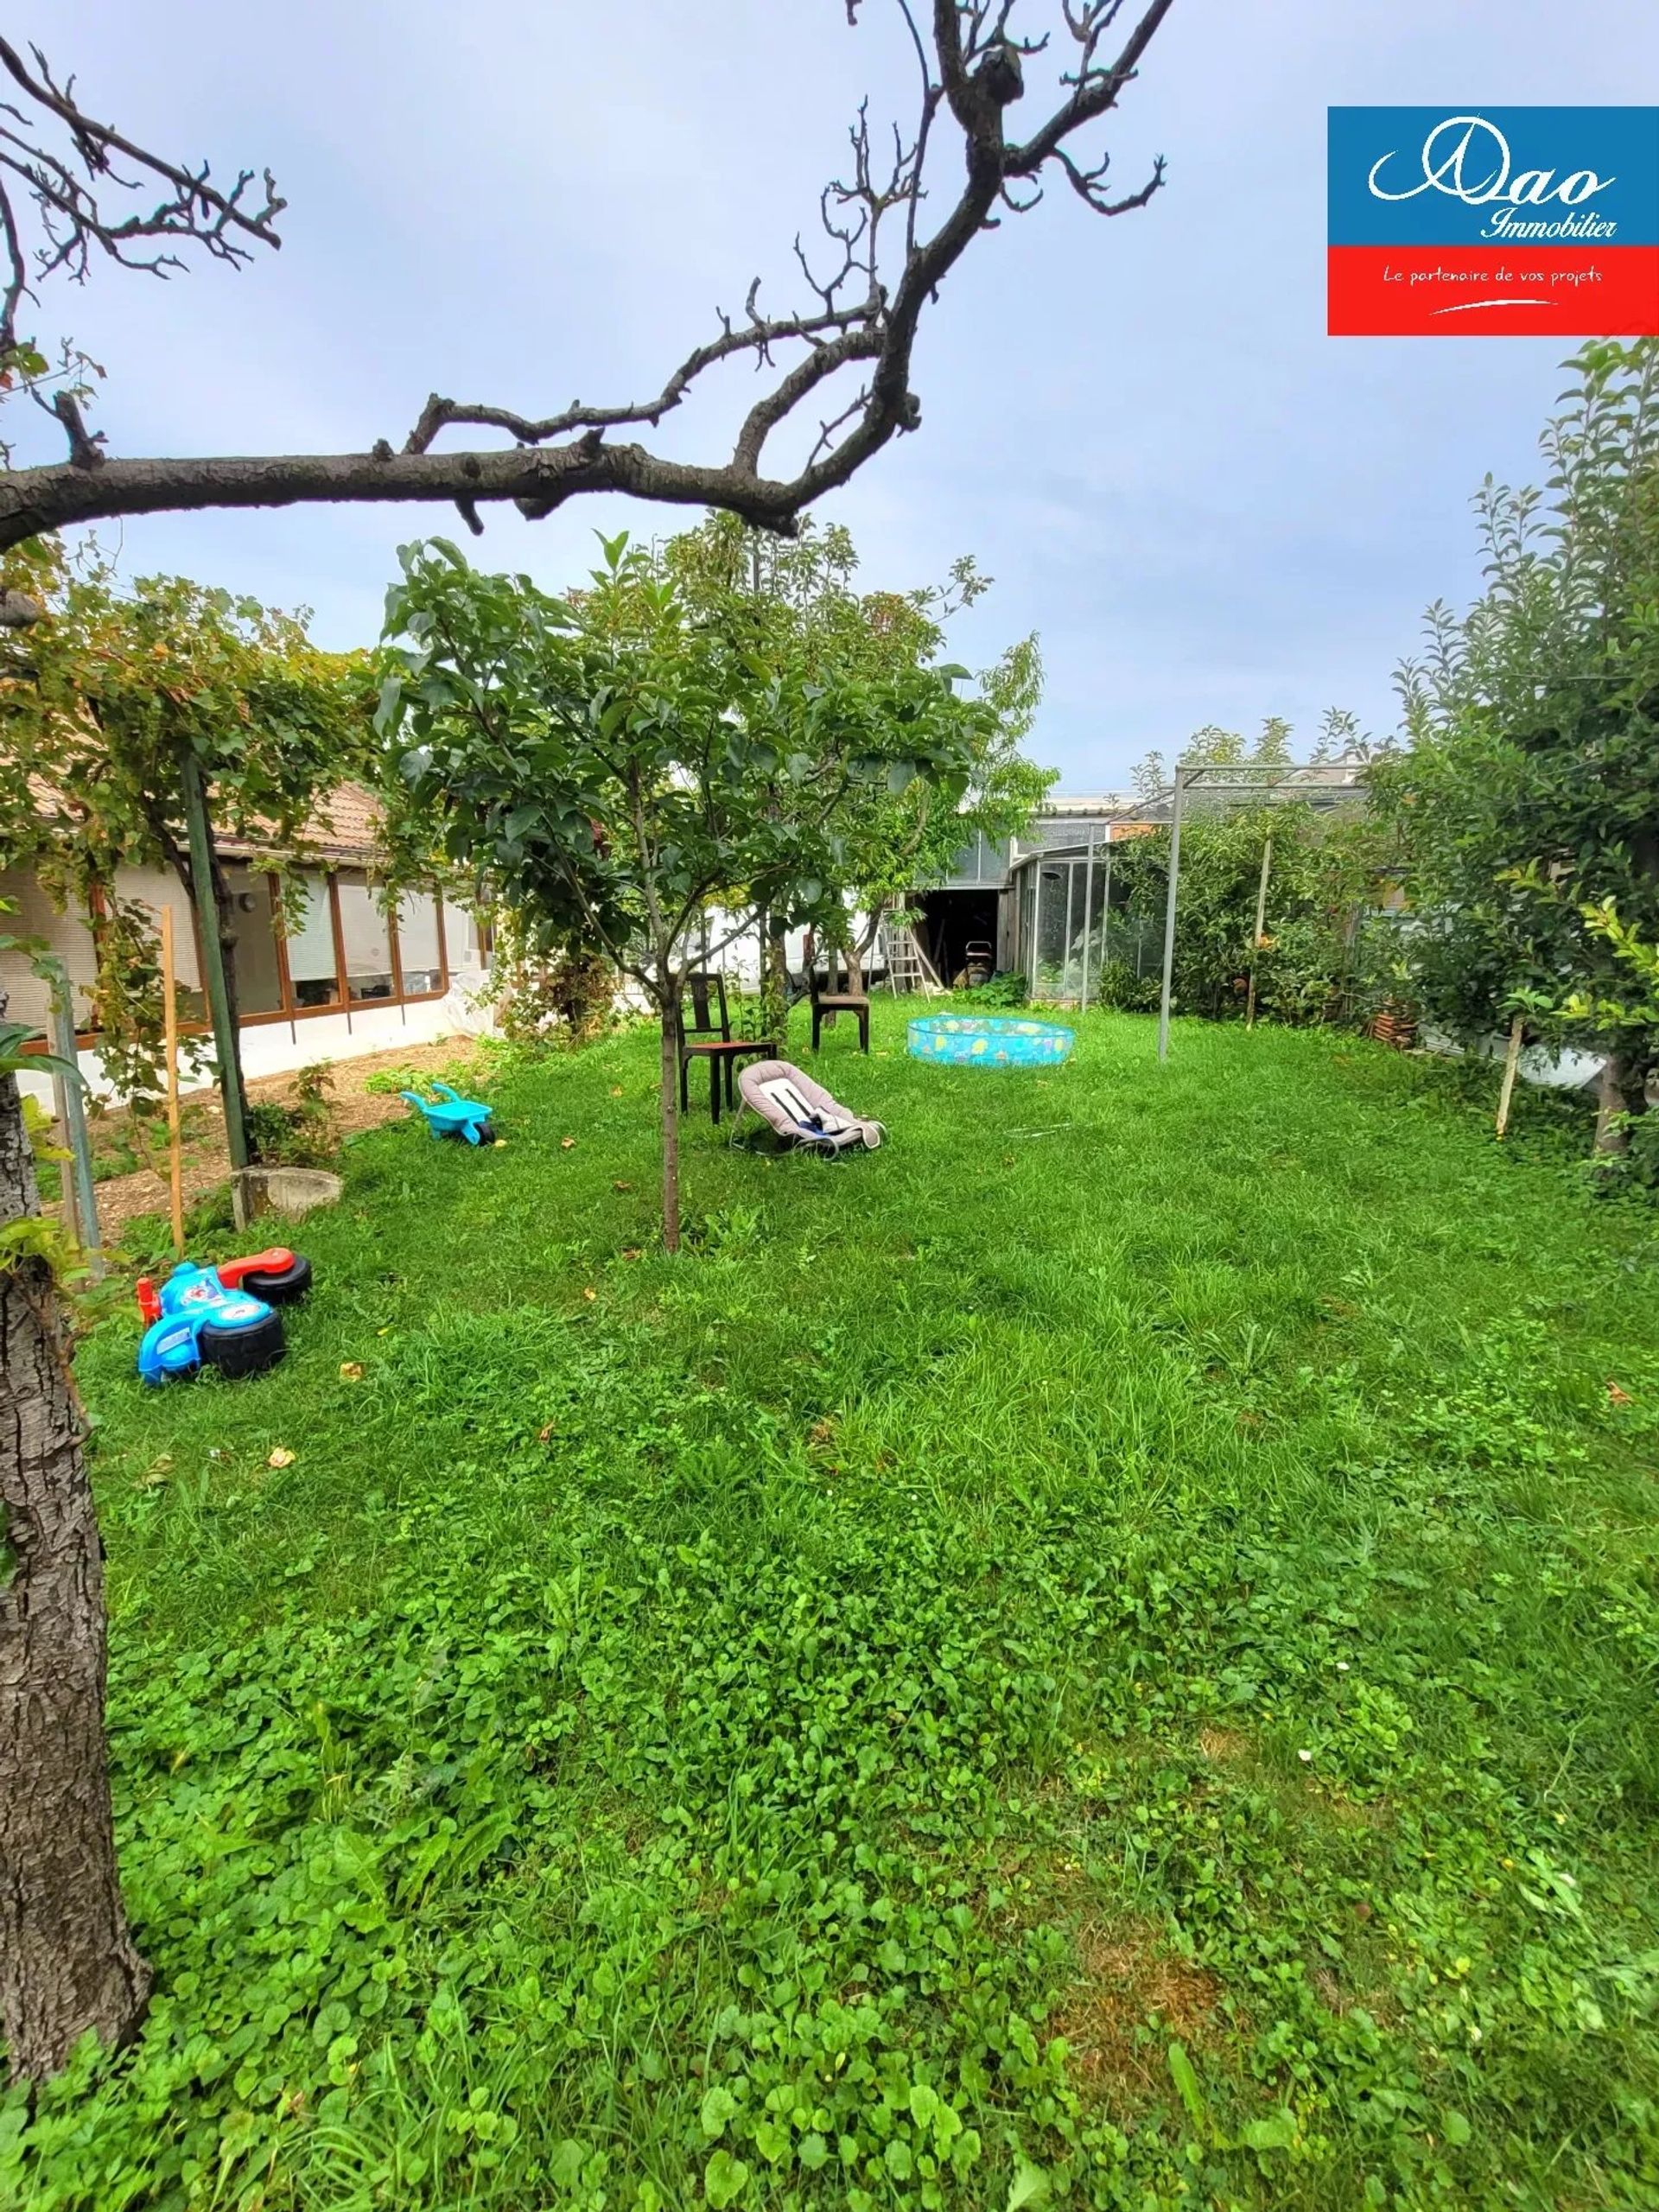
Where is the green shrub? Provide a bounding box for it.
[967,969,1029,1008]
[246,1062,336,1167]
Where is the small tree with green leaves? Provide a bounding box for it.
[1376,339,1659,1162]
[0,554,369,1154]
[663,512,1050,1007]
[376,533,982,1248]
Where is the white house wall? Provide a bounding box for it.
[6,874,495,1113]
[0,866,103,1031]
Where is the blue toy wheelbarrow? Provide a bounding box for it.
[400,1081,498,1145]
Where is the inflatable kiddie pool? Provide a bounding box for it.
[906,1014,1075,1068]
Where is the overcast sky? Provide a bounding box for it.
[13,1,1659,791]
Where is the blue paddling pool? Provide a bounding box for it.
[907,1014,1075,1068]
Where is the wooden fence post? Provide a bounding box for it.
[1495,1012,1525,1140]
[1245,833,1273,1030]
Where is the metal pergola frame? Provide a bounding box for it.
[1155,761,1368,1061]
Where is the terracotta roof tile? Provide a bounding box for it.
[12,771,385,865]
[219,782,384,863]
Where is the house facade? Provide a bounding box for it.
[2,785,491,1109]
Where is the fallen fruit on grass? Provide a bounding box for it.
[340,1362,365,1382]
[613,1179,632,1192]
[267,1447,296,1469]
[561,1136,576,1150]
[582,1287,597,1302]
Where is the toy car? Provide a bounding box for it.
[135,1246,313,1384]
[399,1081,497,1144]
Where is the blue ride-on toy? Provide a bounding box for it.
[399,1081,498,1145]
[135,1246,313,1383]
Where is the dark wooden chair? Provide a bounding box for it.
[677,971,775,1126]
[808,944,870,1054]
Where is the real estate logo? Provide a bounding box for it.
[1327,106,1659,336]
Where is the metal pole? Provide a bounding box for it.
[1079,829,1096,1014]
[41,956,102,1277]
[1157,766,1186,1063]
[1103,839,1114,983]
[1246,832,1273,1030]
[181,748,250,1170]
[1027,865,1039,997]
[1071,858,1084,1008]
[49,1068,79,1247]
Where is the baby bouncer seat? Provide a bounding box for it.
[735,1058,885,1154]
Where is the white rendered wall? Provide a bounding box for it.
[10,906,496,1112]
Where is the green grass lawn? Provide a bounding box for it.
[10,1003,1659,2212]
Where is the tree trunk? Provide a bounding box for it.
[763,921,790,1041]
[857,900,887,966]
[1592,1048,1648,1161]
[175,755,252,1168]
[658,996,683,1255]
[200,823,256,1166]
[0,1043,150,2083]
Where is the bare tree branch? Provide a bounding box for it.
[0,35,283,357]
[0,3,1174,552]
[43,388,103,467]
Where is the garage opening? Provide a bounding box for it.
[916,887,1001,988]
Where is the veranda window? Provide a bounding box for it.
[283,873,341,1008]
[395,891,444,995]
[336,873,395,1001]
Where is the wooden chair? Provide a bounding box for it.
[808,944,870,1054]
[677,971,775,1126]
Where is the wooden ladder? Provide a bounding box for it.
[879,918,943,996]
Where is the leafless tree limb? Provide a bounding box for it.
[808,382,875,469]
[0,3,1174,552]
[43,388,103,467]
[0,35,283,358]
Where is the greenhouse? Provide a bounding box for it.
[1006,831,1163,1006]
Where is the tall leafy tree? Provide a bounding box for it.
[1376,340,1659,1161]
[662,512,1051,1002]
[376,533,984,1248]
[1130,715,1298,804]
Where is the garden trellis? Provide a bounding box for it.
[1155,760,1370,1060]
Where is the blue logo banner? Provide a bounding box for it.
[1329,107,1659,249]
[1328,107,1659,336]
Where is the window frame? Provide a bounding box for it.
[182,868,453,1030]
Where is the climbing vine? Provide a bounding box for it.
[0,547,372,1133]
